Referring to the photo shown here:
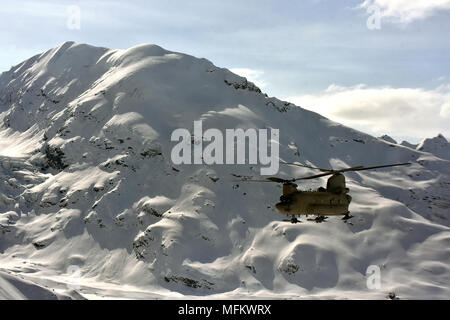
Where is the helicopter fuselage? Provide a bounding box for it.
[275,190,351,216]
[275,173,352,217]
[235,162,410,221]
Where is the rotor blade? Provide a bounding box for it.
[291,166,365,181]
[232,162,411,184]
[281,161,366,173]
[231,174,289,183]
[266,177,293,183]
[293,171,335,181]
[232,178,275,183]
[280,161,330,172]
[292,163,410,180]
[232,176,296,184]
[350,162,411,172]
[333,166,365,173]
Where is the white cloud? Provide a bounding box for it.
[441,102,450,118]
[230,68,267,89]
[286,84,450,142]
[361,0,450,24]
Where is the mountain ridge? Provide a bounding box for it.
[0,42,449,299]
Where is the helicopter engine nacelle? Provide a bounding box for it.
[280,182,297,203]
[282,183,298,196]
[326,173,347,194]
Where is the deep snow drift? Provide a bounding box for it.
[0,42,449,299]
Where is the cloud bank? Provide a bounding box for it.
[287,84,450,143]
[361,0,450,24]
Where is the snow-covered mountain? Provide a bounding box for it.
[416,134,450,161]
[381,134,450,162]
[0,42,449,299]
[378,135,397,145]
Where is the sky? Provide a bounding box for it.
[0,0,449,143]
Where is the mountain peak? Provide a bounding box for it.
[417,133,450,160]
[436,133,447,141]
[379,134,397,144]
[1,42,449,299]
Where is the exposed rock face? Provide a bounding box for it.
[379,135,397,144]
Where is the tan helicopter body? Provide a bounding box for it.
[236,161,410,223]
[275,173,351,217]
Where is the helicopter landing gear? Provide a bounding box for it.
[283,215,301,224]
[342,214,354,224]
[307,216,328,223]
[291,216,301,224]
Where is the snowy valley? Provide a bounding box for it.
[0,42,449,299]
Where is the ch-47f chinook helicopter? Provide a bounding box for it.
[235,161,411,224]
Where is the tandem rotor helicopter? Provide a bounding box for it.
[234,161,411,224]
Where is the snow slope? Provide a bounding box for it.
[401,140,418,150]
[0,42,449,299]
